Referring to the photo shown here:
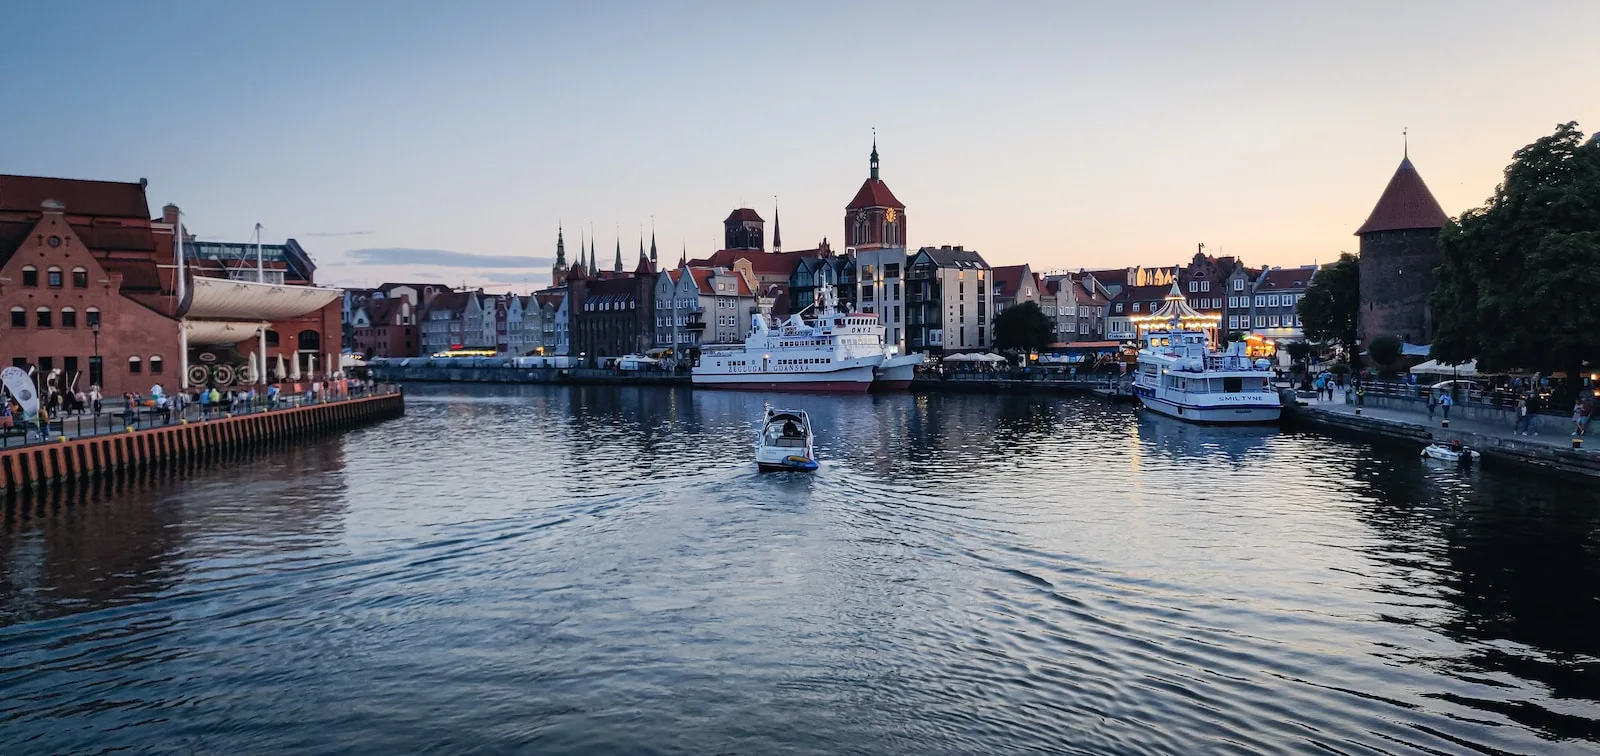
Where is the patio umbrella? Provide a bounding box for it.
[274,353,287,381]
[326,352,334,379]
[290,354,302,380]
[247,353,259,384]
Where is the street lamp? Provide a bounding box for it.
[90,321,101,390]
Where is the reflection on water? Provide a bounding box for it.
[2,383,1597,754]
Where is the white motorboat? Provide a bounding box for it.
[872,351,924,390]
[1421,443,1479,463]
[756,408,819,472]
[1129,284,1281,425]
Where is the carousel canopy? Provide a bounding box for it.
[186,275,342,321]
[1129,282,1219,330]
[1408,359,1479,377]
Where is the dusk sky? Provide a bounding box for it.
[5,1,1597,292]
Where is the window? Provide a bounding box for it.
[1228,296,1237,308]
[46,266,63,288]
[1255,295,1266,308]
[150,356,163,374]
[39,356,53,373]
[61,307,76,328]
[21,265,38,287]
[1228,315,1239,329]
[1188,281,1197,292]
[265,329,279,346]
[1115,302,1123,313]
[1233,279,1244,291]
[1270,315,1280,327]
[72,267,89,288]
[1255,315,1266,328]
[64,356,78,378]
[1268,295,1280,307]
[1201,280,1210,292]
[128,356,142,374]
[9,307,22,327]
[1132,303,1140,312]
[35,307,51,327]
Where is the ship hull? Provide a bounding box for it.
[871,355,923,391]
[1133,384,1281,424]
[693,363,878,392]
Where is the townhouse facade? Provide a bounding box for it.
[906,245,993,354]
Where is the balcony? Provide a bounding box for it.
[684,321,707,330]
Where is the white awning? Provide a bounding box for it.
[186,276,342,321]
[183,319,271,346]
[1409,359,1478,376]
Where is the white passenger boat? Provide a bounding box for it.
[693,286,884,392]
[1132,328,1281,424]
[756,409,819,472]
[872,352,924,390]
[1421,442,1478,463]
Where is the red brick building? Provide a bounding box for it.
[1,173,342,399]
[349,297,418,358]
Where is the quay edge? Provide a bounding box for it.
[1,392,405,498]
[1283,401,1600,479]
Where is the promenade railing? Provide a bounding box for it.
[0,383,400,450]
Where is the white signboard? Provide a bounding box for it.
[1,366,40,418]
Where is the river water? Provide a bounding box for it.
[2,383,1598,754]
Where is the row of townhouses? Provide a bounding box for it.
[340,141,1328,363]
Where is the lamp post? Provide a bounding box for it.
[90,321,101,390]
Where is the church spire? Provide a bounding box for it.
[588,226,596,273]
[613,236,622,273]
[773,200,782,253]
[870,128,879,181]
[650,218,658,264]
[555,223,566,266]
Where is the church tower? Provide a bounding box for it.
[551,224,569,288]
[1355,150,1449,347]
[844,136,906,250]
[723,208,765,251]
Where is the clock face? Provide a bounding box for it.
[885,209,897,223]
[856,210,868,221]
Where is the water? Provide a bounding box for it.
[3,383,1598,754]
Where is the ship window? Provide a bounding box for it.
[1223,377,1242,393]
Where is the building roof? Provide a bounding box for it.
[1081,268,1131,286]
[696,249,802,277]
[914,245,988,269]
[1256,266,1316,291]
[845,178,905,210]
[991,264,1030,297]
[724,208,764,223]
[0,174,151,218]
[367,297,410,325]
[1354,157,1450,235]
[1111,284,1173,305]
[423,290,472,317]
[533,292,563,310]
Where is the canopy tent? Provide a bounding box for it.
[185,276,342,321]
[182,319,270,346]
[1129,282,1219,332]
[1409,359,1478,377]
[946,353,1007,363]
[1401,343,1431,357]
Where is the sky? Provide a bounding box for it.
[3,1,1597,292]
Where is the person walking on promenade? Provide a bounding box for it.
[1356,384,1365,409]
[1526,393,1541,436]
[89,385,101,415]
[1427,391,1438,421]
[198,386,211,418]
[1440,391,1454,421]
[1515,396,1529,435]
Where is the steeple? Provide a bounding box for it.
[1354,153,1449,236]
[613,237,622,273]
[555,223,566,266]
[773,201,782,253]
[870,129,880,181]
[588,230,596,273]
[639,234,646,263]
[680,241,687,269]
[650,220,658,264]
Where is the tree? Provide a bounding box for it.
[1297,253,1359,356]
[993,301,1054,353]
[1432,121,1600,394]
[1368,334,1402,374]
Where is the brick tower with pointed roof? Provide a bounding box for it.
[844,136,906,251]
[1356,153,1450,348]
[551,224,569,288]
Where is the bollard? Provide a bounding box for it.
[1442,419,1449,429]
[1574,436,1583,450]
[1354,406,1361,415]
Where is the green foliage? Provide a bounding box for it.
[1283,340,1313,363]
[1298,253,1359,355]
[1432,121,1600,378]
[993,301,1054,353]
[1226,330,1247,343]
[1327,362,1351,375]
[1367,334,1402,368]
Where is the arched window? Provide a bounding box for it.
[128,356,142,374]
[149,356,164,374]
[85,307,101,327]
[297,329,321,351]
[265,329,280,347]
[35,307,51,328]
[9,306,23,328]
[21,265,37,287]
[60,307,76,328]
[46,266,63,288]
[72,266,88,288]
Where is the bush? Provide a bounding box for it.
[1368,334,1402,369]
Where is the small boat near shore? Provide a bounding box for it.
[756,408,819,472]
[1421,442,1478,464]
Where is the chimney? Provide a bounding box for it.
[162,203,180,225]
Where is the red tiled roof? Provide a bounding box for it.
[724,208,764,223]
[368,298,409,325]
[99,258,163,291]
[991,265,1029,297]
[1257,267,1315,290]
[0,174,151,218]
[534,292,563,310]
[1354,158,1449,235]
[69,224,158,253]
[698,249,801,277]
[845,178,905,210]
